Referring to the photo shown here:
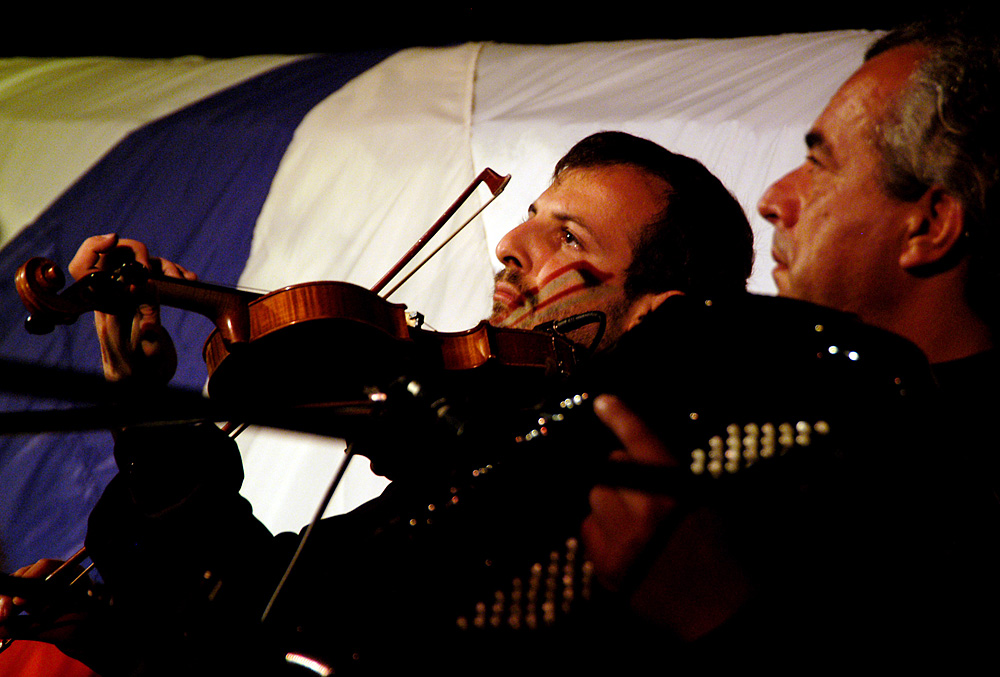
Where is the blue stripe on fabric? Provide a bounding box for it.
[0,49,397,570]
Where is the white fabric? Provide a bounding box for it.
[471,31,877,294]
[0,31,879,536]
[236,44,490,533]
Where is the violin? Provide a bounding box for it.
[14,169,587,410]
[16,256,585,407]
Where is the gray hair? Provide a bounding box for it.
[866,11,999,324]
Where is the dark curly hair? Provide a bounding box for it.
[554,131,754,301]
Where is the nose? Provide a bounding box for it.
[495,219,535,272]
[757,169,800,230]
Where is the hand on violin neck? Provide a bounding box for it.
[68,234,198,281]
[94,299,178,387]
[68,234,195,387]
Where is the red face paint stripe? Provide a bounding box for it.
[494,280,593,327]
[537,261,615,288]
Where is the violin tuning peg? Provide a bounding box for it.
[24,313,56,335]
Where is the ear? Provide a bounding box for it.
[899,187,966,270]
[624,290,684,332]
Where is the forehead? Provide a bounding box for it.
[545,164,668,237]
[812,44,928,151]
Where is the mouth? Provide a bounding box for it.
[490,280,529,326]
[770,248,791,292]
[771,246,791,276]
[492,281,521,308]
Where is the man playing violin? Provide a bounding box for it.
[489,132,751,350]
[1,131,755,674]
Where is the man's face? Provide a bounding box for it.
[490,164,666,348]
[758,45,928,322]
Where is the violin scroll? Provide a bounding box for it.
[15,257,137,335]
[16,258,66,334]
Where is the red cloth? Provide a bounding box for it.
[0,641,97,676]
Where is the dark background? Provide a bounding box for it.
[6,3,942,57]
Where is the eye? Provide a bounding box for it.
[562,228,581,247]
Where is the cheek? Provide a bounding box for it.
[792,217,901,308]
[792,183,866,263]
[794,221,862,285]
[539,264,624,302]
[783,205,855,297]
[504,271,626,329]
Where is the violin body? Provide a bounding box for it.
[202,280,413,403]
